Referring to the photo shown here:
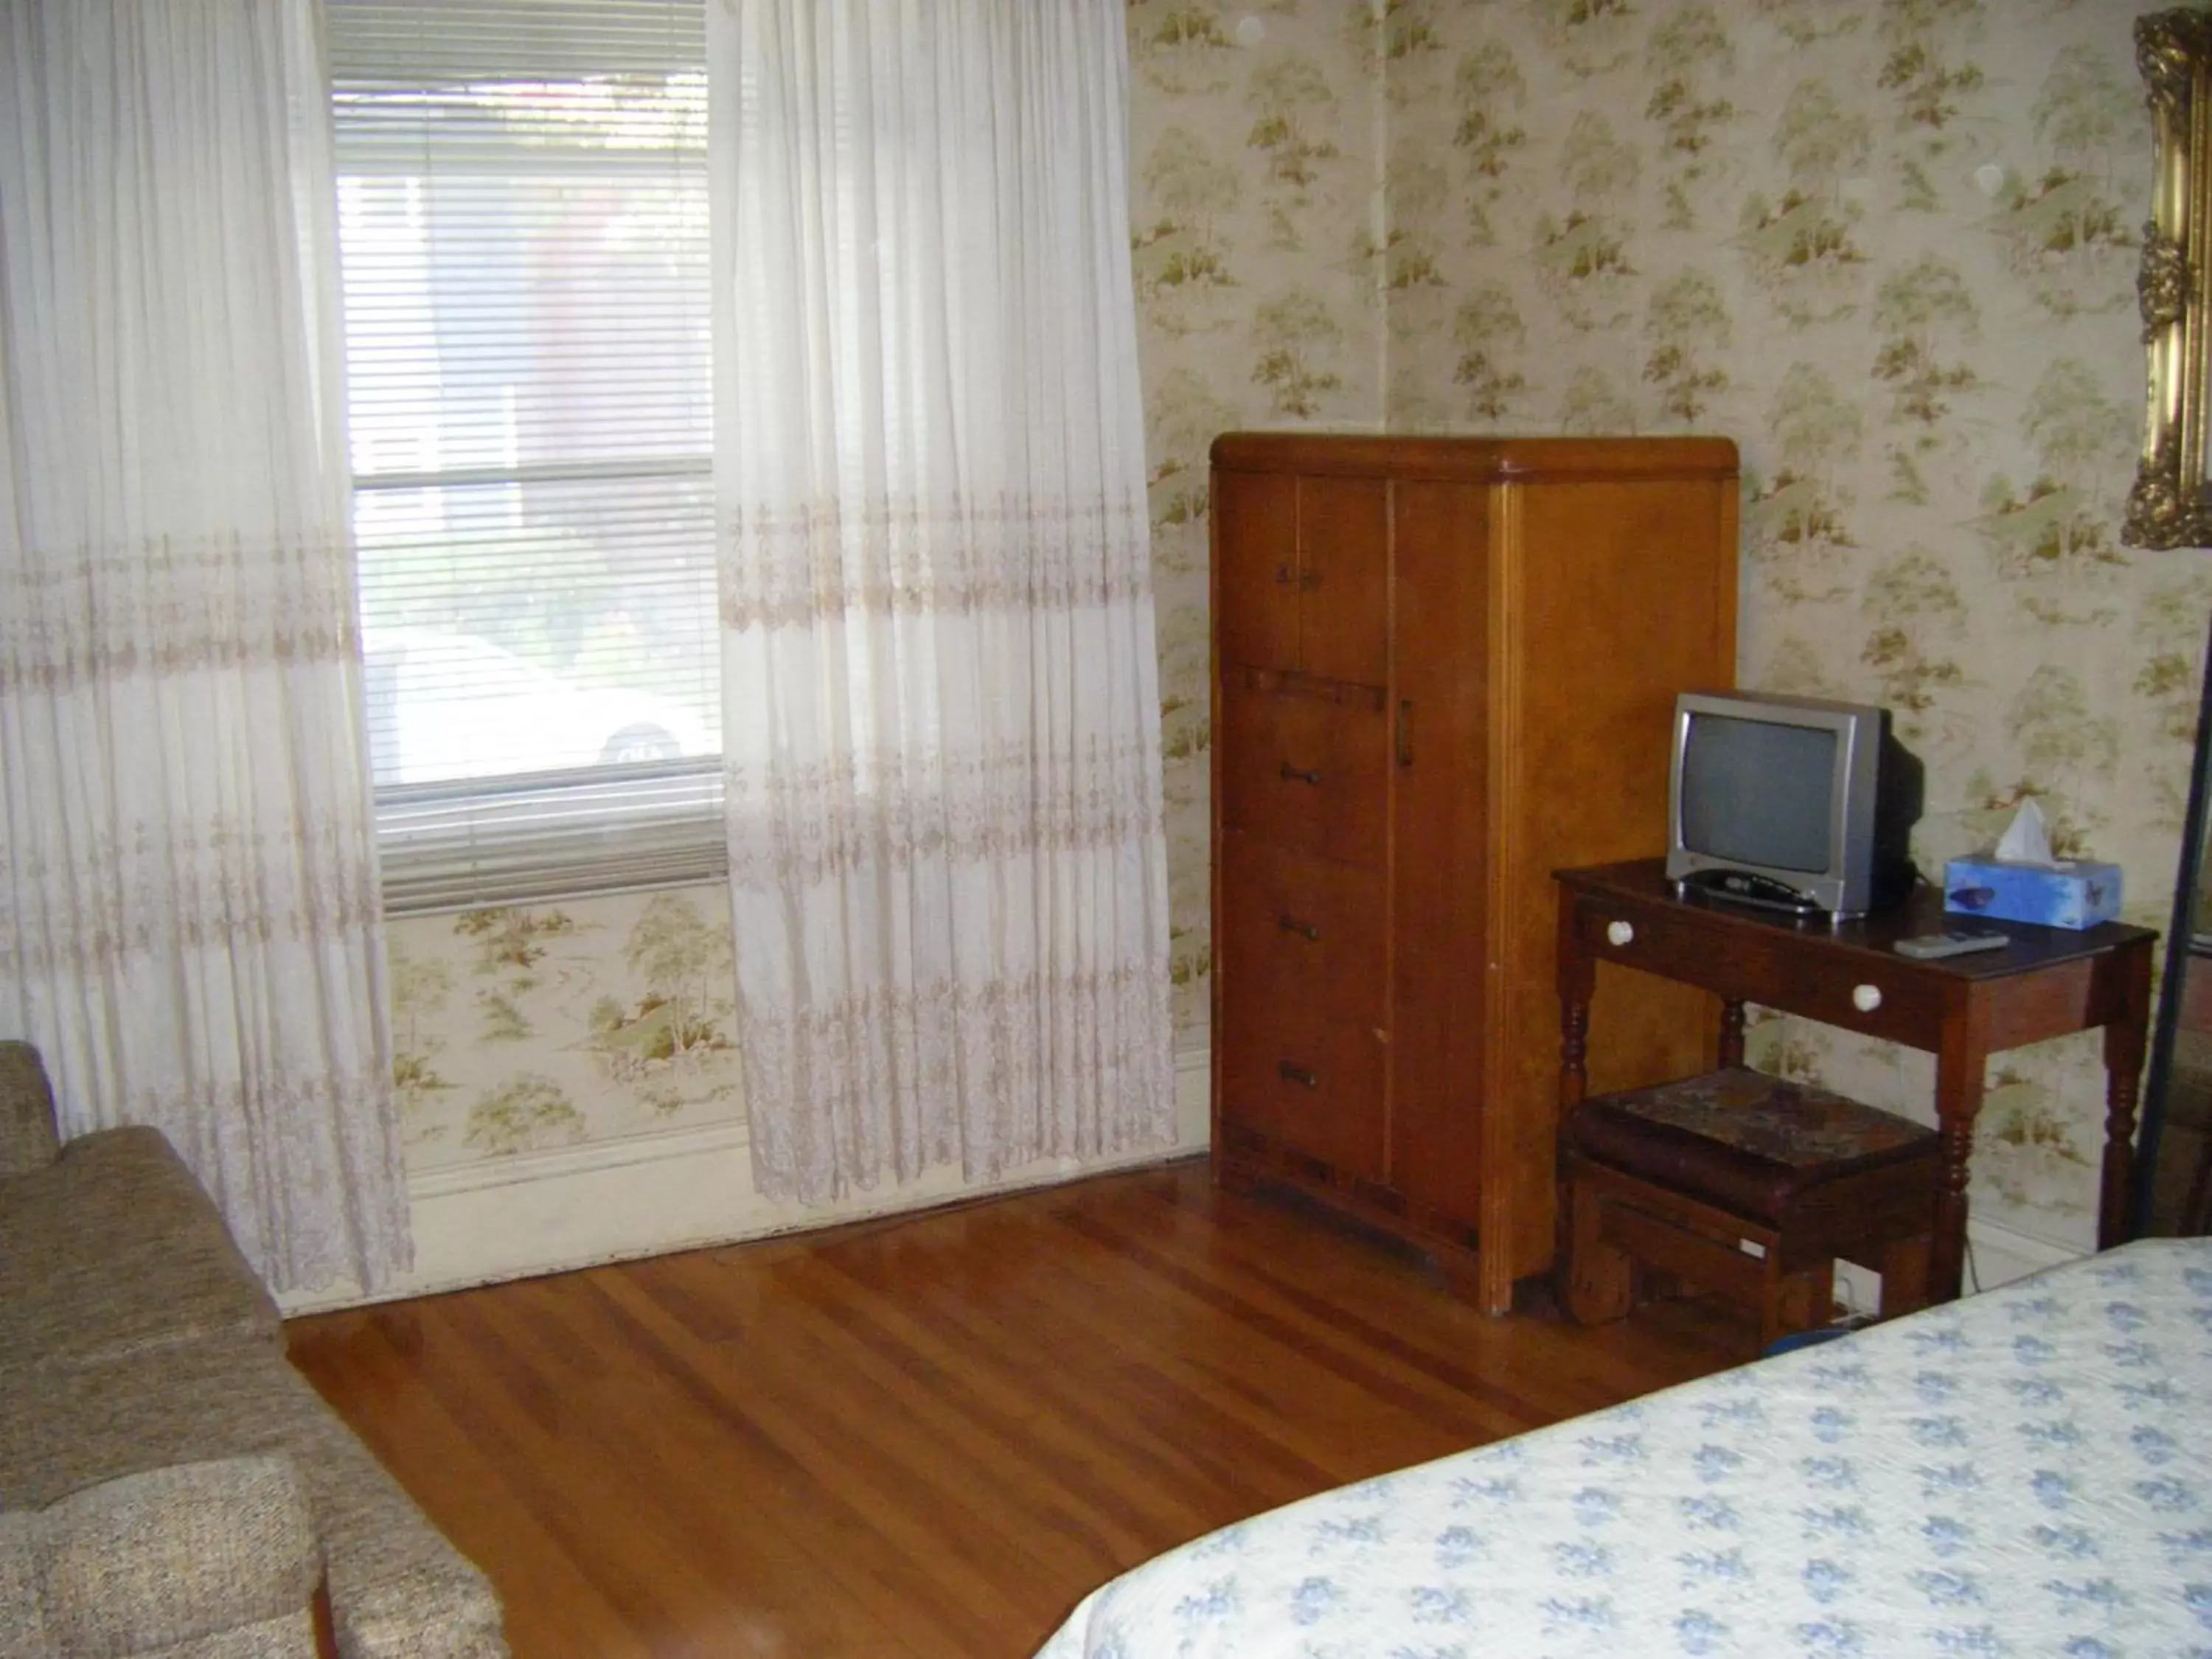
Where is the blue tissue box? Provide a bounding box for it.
[1941,855,2123,931]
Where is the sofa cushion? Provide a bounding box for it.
[0,1340,507,1659]
[0,1455,321,1659]
[0,1127,282,1380]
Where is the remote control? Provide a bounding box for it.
[1893,930,2010,959]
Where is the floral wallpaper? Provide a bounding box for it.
[388,886,742,1169]
[398,1,2197,1265]
[1128,0,2202,1253]
[1131,0,1388,1043]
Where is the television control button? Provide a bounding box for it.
[1852,983,1883,1012]
[1606,920,1635,947]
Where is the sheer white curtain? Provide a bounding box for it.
[709,0,1174,1200]
[0,0,411,1292]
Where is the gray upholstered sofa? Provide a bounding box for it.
[0,1041,507,1658]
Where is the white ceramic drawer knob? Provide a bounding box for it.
[1606,919,1635,947]
[1852,982,1883,1012]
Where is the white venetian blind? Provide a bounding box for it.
[328,0,720,912]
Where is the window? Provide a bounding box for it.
[329,0,719,911]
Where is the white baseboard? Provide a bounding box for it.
[280,1046,1213,1316]
[288,1046,2102,1326]
[1832,1214,2084,1316]
[406,1116,751,1199]
[1958,1213,2086,1290]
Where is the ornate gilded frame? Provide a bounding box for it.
[2127,10,2212,549]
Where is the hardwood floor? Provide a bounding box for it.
[288,1157,1760,1659]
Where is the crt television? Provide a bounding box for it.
[1666,689,1921,919]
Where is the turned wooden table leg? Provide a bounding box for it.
[1554,896,1599,1301]
[1718,998,1746,1070]
[1559,997,1590,1113]
[1557,896,1596,1116]
[2097,937,2154,1249]
[1930,1116,1975,1304]
[1930,1037,1986,1304]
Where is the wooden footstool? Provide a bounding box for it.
[1560,1065,1941,1348]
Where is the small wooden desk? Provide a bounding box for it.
[1554,859,2156,1304]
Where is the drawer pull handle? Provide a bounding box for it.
[1299,568,1322,592]
[1279,762,1323,786]
[1274,563,1293,585]
[1278,914,1322,941]
[1278,1061,1320,1089]
[1852,983,1883,1012]
[1606,919,1635,947]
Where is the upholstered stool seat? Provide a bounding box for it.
[1561,1065,1941,1347]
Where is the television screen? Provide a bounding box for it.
[1679,714,1834,874]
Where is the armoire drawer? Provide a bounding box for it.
[1217,984,1385,1180]
[1218,672,1387,869]
[1219,837,1385,1018]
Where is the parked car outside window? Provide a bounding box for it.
[364,630,711,787]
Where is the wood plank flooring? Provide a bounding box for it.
[287,1157,1760,1659]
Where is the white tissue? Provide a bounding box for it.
[1994,798,2057,865]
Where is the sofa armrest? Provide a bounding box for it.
[0,1041,61,1178]
[0,1455,324,1658]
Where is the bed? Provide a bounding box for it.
[1033,1237,2212,1658]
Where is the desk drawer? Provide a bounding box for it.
[1568,892,1948,1050]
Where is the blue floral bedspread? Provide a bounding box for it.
[1033,1238,2212,1659]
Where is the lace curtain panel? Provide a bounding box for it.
[0,0,411,1292]
[710,0,1175,1200]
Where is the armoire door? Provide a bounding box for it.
[1213,468,1388,686]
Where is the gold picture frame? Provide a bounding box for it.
[2127,9,2212,549]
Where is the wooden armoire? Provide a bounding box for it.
[1208,434,1740,1312]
